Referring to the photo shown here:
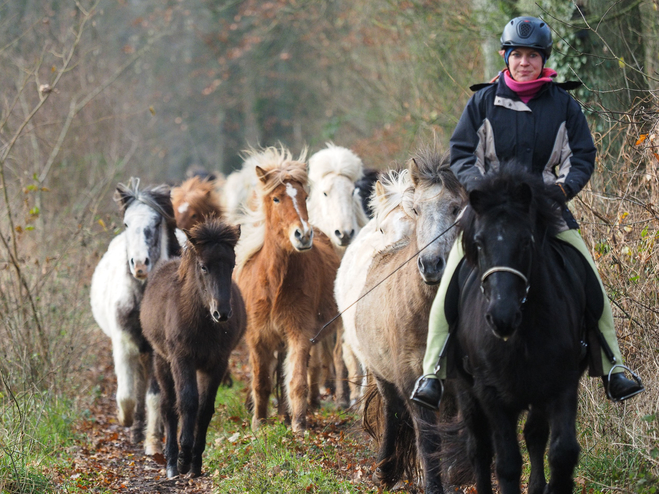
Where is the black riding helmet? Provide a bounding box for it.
[500,16,553,59]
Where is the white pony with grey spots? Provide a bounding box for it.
[90,178,180,453]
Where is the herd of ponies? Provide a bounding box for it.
[90,142,591,493]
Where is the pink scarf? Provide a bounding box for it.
[503,68,557,103]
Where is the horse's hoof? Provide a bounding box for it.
[291,418,307,433]
[117,398,136,427]
[166,465,178,479]
[177,457,191,475]
[131,424,145,444]
[373,466,398,488]
[190,462,202,478]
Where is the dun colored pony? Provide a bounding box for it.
[171,175,224,231]
[335,169,415,405]
[352,149,466,493]
[235,146,341,433]
[444,168,588,494]
[140,219,246,478]
[90,178,180,452]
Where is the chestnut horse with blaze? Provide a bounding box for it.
[235,146,341,433]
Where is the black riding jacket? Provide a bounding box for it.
[449,74,596,229]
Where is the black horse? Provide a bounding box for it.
[445,168,590,494]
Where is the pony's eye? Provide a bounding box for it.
[124,223,128,228]
[412,207,418,216]
[323,192,328,197]
[452,206,461,217]
[200,265,208,274]
[273,197,280,203]
[191,213,197,218]
[379,228,384,234]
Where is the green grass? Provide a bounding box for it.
[204,381,390,493]
[0,391,82,493]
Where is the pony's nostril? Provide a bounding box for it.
[144,258,150,266]
[130,258,135,266]
[213,310,221,321]
[436,257,445,272]
[334,230,342,238]
[295,229,303,240]
[349,229,355,239]
[485,313,494,328]
[417,257,424,273]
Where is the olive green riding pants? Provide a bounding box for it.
[421,229,623,379]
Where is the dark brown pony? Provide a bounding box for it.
[171,175,224,230]
[140,218,246,478]
[235,146,341,433]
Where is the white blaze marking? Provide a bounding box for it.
[178,202,190,214]
[286,183,309,231]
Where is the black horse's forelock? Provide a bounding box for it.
[460,167,566,265]
[189,218,239,249]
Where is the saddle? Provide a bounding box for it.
[444,237,605,377]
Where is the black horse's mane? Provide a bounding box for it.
[460,167,567,266]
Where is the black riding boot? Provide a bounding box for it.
[410,375,443,411]
[602,372,644,401]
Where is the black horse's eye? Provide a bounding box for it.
[200,265,208,274]
[273,197,280,203]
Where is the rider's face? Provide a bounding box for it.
[506,47,543,82]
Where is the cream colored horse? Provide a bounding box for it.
[306,143,369,407]
[335,169,415,405]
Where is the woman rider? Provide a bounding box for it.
[410,16,644,410]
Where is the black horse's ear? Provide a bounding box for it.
[469,189,485,214]
[513,182,533,211]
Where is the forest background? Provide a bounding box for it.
[0,0,658,492]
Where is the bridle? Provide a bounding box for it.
[479,235,534,304]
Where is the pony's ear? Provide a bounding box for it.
[513,182,533,211]
[408,158,420,187]
[113,179,137,213]
[374,181,385,200]
[255,166,268,183]
[183,228,197,248]
[469,189,486,214]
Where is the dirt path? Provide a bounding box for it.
[53,339,385,493]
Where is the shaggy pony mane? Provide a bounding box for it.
[234,145,309,274]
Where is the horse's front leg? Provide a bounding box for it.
[487,404,522,494]
[153,354,179,479]
[190,370,224,477]
[524,406,550,494]
[332,324,351,409]
[460,389,494,494]
[284,335,311,433]
[372,374,407,489]
[130,350,151,444]
[171,358,198,475]
[404,381,444,494]
[249,338,274,431]
[110,331,140,427]
[546,390,580,494]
